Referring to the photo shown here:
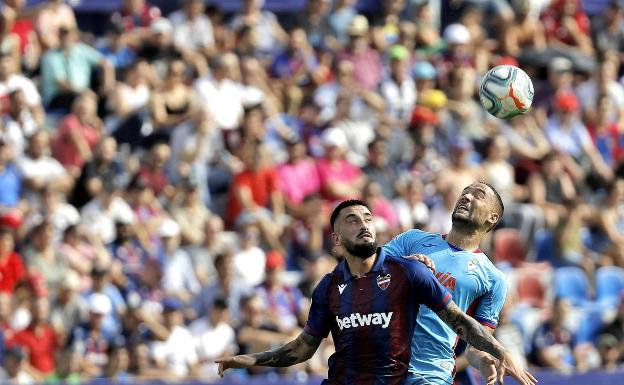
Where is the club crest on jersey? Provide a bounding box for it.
[377,274,391,290]
[467,259,479,271]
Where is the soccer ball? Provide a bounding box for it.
[479,65,534,119]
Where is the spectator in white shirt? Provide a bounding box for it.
[233,224,266,287]
[380,44,416,125]
[0,50,44,127]
[150,298,199,379]
[80,180,136,245]
[159,219,200,304]
[195,55,246,131]
[169,0,215,58]
[17,131,72,203]
[189,297,236,380]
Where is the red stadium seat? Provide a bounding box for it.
[493,228,527,267]
[516,271,547,308]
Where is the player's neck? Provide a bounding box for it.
[345,252,377,278]
[446,228,482,252]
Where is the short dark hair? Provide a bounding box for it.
[480,182,505,232]
[330,199,370,231]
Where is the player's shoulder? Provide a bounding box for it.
[387,228,440,246]
[385,254,434,280]
[475,252,508,285]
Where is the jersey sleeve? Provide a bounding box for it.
[382,229,428,258]
[406,260,452,311]
[473,271,507,329]
[303,275,333,339]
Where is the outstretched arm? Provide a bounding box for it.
[216,331,322,377]
[435,301,537,385]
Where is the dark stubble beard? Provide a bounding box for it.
[342,237,378,259]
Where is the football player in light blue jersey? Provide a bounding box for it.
[383,182,511,385]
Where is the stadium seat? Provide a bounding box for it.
[533,229,557,265]
[595,266,624,307]
[554,267,590,307]
[516,271,547,308]
[493,228,527,267]
[574,306,605,345]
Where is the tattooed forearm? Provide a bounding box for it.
[436,301,506,360]
[251,332,321,367]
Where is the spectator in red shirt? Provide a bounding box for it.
[135,142,173,198]
[52,91,103,178]
[226,144,285,252]
[315,127,366,201]
[0,227,24,294]
[540,0,593,56]
[9,296,58,376]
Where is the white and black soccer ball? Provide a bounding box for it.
[479,65,534,119]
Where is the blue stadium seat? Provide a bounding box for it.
[574,306,605,345]
[554,267,590,307]
[534,229,557,265]
[596,266,624,308]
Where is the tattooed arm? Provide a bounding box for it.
[216,331,322,377]
[435,301,538,385]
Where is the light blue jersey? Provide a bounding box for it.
[383,229,507,385]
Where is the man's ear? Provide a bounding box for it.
[332,232,341,248]
[487,212,500,229]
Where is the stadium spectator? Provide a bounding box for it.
[169,0,215,59]
[528,152,576,228]
[189,297,236,380]
[36,0,76,51]
[98,21,137,73]
[337,15,383,92]
[502,0,547,57]
[0,49,43,128]
[17,131,72,202]
[276,137,321,217]
[0,346,33,384]
[21,220,69,295]
[229,0,288,58]
[0,227,24,294]
[0,139,22,210]
[40,26,114,111]
[255,250,306,333]
[315,127,366,201]
[149,298,198,379]
[380,45,416,125]
[52,91,103,177]
[587,178,624,266]
[540,0,594,56]
[68,293,115,378]
[69,137,127,209]
[159,219,200,304]
[80,178,135,245]
[8,297,57,377]
[532,297,578,372]
[49,270,86,346]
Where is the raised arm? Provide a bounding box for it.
[216,331,321,377]
[435,301,537,385]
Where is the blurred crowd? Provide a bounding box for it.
[0,0,622,383]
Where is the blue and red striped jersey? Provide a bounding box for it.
[304,248,451,385]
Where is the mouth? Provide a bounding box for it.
[358,232,373,240]
[456,204,469,213]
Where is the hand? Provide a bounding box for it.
[215,355,256,378]
[478,355,498,385]
[497,351,538,385]
[404,253,436,272]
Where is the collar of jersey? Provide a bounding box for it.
[340,247,387,281]
[441,234,482,253]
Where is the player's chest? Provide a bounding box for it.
[328,272,406,312]
[430,252,487,295]
[328,274,406,332]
